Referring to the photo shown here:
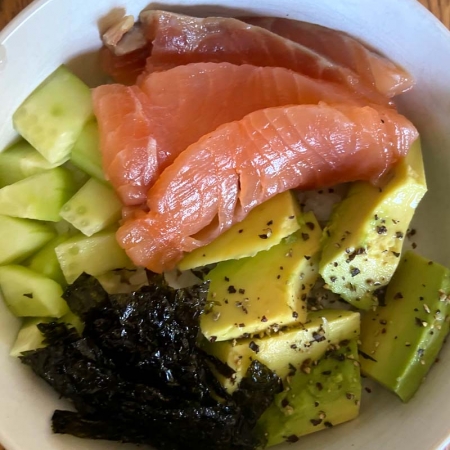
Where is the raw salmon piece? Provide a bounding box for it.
[117,103,418,273]
[93,62,369,206]
[93,84,158,204]
[99,46,150,85]
[138,10,390,105]
[243,17,414,97]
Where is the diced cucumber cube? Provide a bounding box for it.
[13,65,93,165]
[10,317,51,357]
[0,167,77,221]
[70,121,105,181]
[25,234,70,286]
[0,265,69,317]
[0,140,58,188]
[0,215,56,264]
[55,229,132,284]
[60,178,122,236]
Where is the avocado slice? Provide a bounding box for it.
[256,339,361,446]
[200,211,321,341]
[178,191,302,270]
[319,139,427,310]
[359,250,450,402]
[202,309,360,393]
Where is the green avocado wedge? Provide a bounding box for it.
[319,139,427,310]
[256,339,361,446]
[359,250,450,402]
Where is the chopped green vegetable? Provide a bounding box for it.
[0,214,55,265]
[0,265,68,317]
[60,178,122,236]
[55,229,132,283]
[0,167,77,221]
[0,140,58,188]
[13,65,93,165]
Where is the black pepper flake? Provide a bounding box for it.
[407,228,417,238]
[261,316,268,322]
[238,288,245,294]
[224,276,230,282]
[394,292,403,299]
[392,219,399,224]
[415,317,427,327]
[238,323,245,328]
[23,293,33,298]
[396,231,404,239]
[392,251,400,257]
[314,401,320,407]
[379,319,387,325]
[333,262,338,267]
[306,222,315,230]
[324,421,333,428]
[227,285,237,294]
[330,276,337,282]
[288,215,295,220]
[304,255,311,261]
[209,336,217,343]
[281,398,290,408]
[292,311,299,319]
[316,382,323,391]
[279,266,284,270]
[267,220,273,226]
[302,233,310,241]
[350,267,361,277]
[417,348,425,358]
[285,435,299,443]
[419,296,424,301]
[290,344,297,349]
[374,214,379,220]
[310,418,323,426]
[412,242,417,249]
[346,393,355,400]
[321,370,332,375]
[365,387,372,394]
[277,275,281,280]
[258,233,268,239]
[381,119,385,124]
[377,225,387,235]
[249,341,260,353]
[238,229,243,234]
[312,332,326,343]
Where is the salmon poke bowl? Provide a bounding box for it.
[0,0,450,449]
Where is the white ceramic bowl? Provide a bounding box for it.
[1,0,450,449]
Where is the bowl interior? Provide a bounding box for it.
[0,0,450,449]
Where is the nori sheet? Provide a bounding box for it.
[21,273,281,450]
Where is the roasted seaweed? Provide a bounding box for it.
[21,273,281,450]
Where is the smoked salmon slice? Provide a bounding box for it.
[242,17,414,98]
[138,10,389,105]
[93,62,370,206]
[117,103,418,273]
